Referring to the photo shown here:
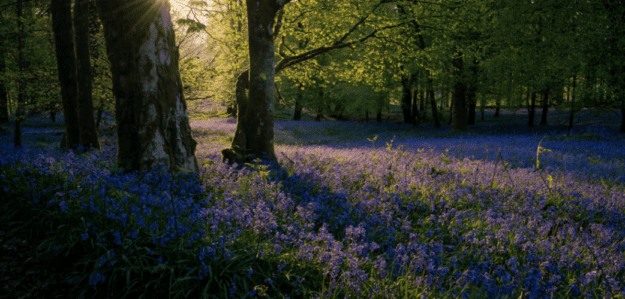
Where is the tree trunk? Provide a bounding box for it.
[240,0,281,161]
[365,109,369,123]
[451,56,467,130]
[223,70,249,163]
[467,83,477,125]
[539,86,549,125]
[0,33,8,124]
[401,75,412,124]
[449,101,453,125]
[14,0,27,147]
[0,8,8,124]
[293,84,302,121]
[315,106,322,121]
[528,91,536,128]
[222,0,288,164]
[412,87,420,127]
[376,110,382,122]
[95,104,103,129]
[420,88,427,121]
[75,0,100,150]
[226,104,237,117]
[52,0,80,150]
[568,75,577,130]
[97,0,198,173]
[619,103,625,133]
[480,100,485,121]
[427,75,440,128]
[494,99,500,118]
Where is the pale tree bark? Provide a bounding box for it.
[75,0,100,150]
[96,0,198,173]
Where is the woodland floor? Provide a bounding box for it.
[1,104,621,298]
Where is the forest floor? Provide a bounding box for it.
[0,104,622,298]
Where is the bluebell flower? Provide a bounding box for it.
[89,272,105,289]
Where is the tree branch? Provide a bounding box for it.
[276,21,408,72]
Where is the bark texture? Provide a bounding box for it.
[97,0,198,173]
[75,0,100,150]
[222,0,288,164]
[242,0,279,161]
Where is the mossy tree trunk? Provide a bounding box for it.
[222,0,290,164]
[74,0,100,150]
[96,0,198,173]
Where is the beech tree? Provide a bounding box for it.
[51,0,80,149]
[96,0,198,173]
[219,0,403,163]
[74,0,100,149]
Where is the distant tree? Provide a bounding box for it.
[14,0,27,147]
[96,0,198,173]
